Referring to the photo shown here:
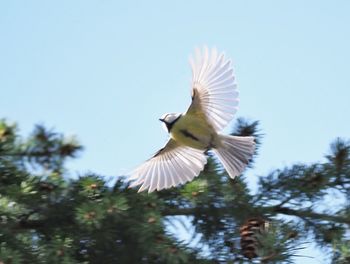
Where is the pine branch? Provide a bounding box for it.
[272,206,350,225]
[161,205,350,225]
[16,219,45,229]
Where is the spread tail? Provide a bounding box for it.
[212,135,255,179]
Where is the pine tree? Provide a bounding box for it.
[0,119,349,263]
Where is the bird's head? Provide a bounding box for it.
[159,113,182,132]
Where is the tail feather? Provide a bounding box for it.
[212,135,255,179]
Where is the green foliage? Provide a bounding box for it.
[0,119,349,263]
[331,239,350,264]
[255,221,305,264]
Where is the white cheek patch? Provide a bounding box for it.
[161,122,169,132]
[165,114,180,124]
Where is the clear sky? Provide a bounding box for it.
[1,1,349,262]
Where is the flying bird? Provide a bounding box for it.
[129,47,255,193]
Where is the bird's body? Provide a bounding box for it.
[129,47,255,193]
[170,113,218,150]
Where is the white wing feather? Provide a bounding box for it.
[188,46,238,131]
[128,139,207,193]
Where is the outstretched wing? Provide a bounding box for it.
[128,139,207,193]
[187,46,239,131]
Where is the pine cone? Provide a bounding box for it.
[240,218,268,259]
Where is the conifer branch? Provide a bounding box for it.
[162,205,350,225]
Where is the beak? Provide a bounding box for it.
[159,118,164,122]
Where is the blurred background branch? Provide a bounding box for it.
[0,119,349,263]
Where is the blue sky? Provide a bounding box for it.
[1,1,349,262]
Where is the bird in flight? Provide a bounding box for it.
[129,47,255,193]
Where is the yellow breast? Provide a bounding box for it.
[170,114,217,150]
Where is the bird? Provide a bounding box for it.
[128,46,255,193]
